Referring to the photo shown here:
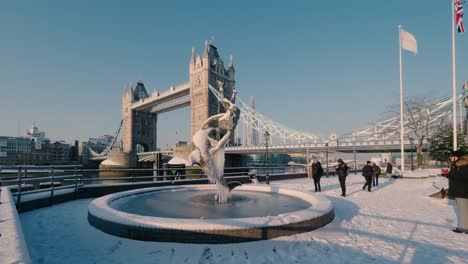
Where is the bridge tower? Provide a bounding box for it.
[189,38,236,138]
[122,81,157,154]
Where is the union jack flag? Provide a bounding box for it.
[456,0,465,33]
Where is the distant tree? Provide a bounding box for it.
[429,122,467,163]
[403,97,436,169]
[384,96,436,169]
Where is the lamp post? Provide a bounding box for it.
[353,147,357,175]
[306,139,310,164]
[264,131,270,184]
[425,137,430,167]
[325,142,329,176]
[409,137,415,171]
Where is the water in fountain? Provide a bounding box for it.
[110,188,312,219]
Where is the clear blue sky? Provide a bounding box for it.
[0,0,466,147]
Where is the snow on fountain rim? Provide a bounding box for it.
[88,185,333,231]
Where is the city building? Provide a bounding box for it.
[51,141,71,164]
[25,124,50,150]
[0,136,32,165]
[0,124,75,165]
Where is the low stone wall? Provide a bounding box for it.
[88,208,334,244]
[0,187,32,264]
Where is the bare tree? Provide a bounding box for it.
[385,96,436,169]
[403,96,436,169]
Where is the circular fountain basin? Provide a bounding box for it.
[88,185,334,244]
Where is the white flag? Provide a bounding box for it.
[400,28,418,55]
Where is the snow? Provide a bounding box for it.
[88,185,333,230]
[19,172,468,264]
[400,168,445,178]
[0,187,31,264]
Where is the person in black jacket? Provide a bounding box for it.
[312,161,324,192]
[362,161,373,192]
[386,162,393,175]
[335,159,349,197]
[447,150,468,234]
[372,162,381,187]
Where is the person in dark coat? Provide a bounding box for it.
[447,150,468,234]
[312,161,324,192]
[372,162,381,187]
[362,161,373,192]
[335,159,349,197]
[386,162,393,176]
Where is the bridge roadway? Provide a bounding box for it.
[120,139,428,162]
[92,140,429,162]
[225,140,429,154]
[131,82,190,113]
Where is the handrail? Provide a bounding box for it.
[1,175,84,185]
[0,165,83,170]
[3,165,306,210]
[15,184,82,196]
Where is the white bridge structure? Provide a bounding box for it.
[89,84,468,162]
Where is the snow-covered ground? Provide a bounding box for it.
[19,173,468,264]
[395,168,445,179]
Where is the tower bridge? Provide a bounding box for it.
[111,39,237,166]
[89,41,468,164]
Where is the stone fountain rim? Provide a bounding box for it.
[88,184,334,231]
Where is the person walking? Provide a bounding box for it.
[362,161,373,192]
[447,150,468,234]
[386,162,393,177]
[335,159,349,197]
[312,161,324,192]
[372,162,381,187]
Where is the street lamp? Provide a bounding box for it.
[306,139,310,164]
[409,137,415,171]
[425,137,430,166]
[353,147,357,175]
[264,131,270,184]
[325,142,329,176]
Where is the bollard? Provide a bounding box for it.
[74,167,78,200]
[50,168,55,206]
[306,164,313,179]
[16,167,22,211]
[153,163,158,181]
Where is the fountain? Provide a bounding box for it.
[88,83,334,243]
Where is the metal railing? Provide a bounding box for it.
[0,164,306,209]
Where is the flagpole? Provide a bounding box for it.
[452,0,458,151]
[399,25,405,173]
[460,101,464,133]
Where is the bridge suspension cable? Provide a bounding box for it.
[208,85,324,144]
[339,89,468,142]
[88,120,123,158]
